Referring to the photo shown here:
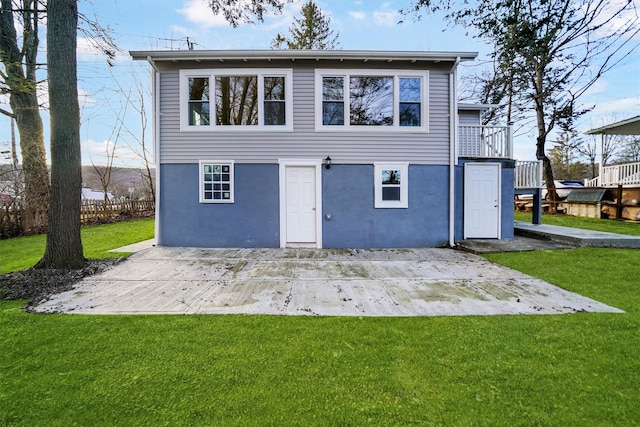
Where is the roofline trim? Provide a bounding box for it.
[130,49,478,63]
[584,115,640,135]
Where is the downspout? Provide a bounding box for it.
[147,56,161,245]
[448,57,460,247]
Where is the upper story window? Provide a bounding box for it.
[181,69,293,131]
[315,69,428,131]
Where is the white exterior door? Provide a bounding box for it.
[464,163,501,239]
[286,166,316,242]
[279,160,322,248]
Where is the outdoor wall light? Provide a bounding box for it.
[324,156,332,169]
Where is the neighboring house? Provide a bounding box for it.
[130,49,515,248]
[82,187,114,201]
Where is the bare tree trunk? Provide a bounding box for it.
[0,0,50,231]
[37,0,84,269]
[12,101,49,229]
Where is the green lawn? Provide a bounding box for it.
[1,217,640,425]
[0,217,155,274]
[515,211,640,235]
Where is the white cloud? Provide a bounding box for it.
[77,37,100,59]
[170,25,190,37]
[590,97,640,117]
[177,0,309,34]
[177,0,230,28]
[585,0,640,40]
[373,4,400,27]
[581,78,609,98]
[256,0,307,32]
[349,10,366,21]
[84,138,140,167]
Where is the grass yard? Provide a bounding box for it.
[1,216,640,425]
[0,217,155,274]
[515,211,640,235]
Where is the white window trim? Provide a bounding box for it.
[374,162,409,208]
[314,69,429,132]
[180,69,293,132]
[199,160,235,204]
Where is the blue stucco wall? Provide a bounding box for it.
[159,164,280,247]
[322,165,450,248]
[158,162,513,247]
[501,165,515,239]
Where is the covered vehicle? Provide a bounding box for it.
[542,180,584,200]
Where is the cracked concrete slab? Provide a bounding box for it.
[34,247,622,316]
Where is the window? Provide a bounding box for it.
[322,76,344,125]
[399,77,422,127]
[349,76,394,126]
[316,70,428,131]
[215,75,258,125]
[181,69,293,131]
[264,76,286,125]
[374,163,408,208]
[199,161,234,203]
[188,77,210,126]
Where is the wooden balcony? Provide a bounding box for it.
[458,125,512,159]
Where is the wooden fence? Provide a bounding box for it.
[0,199,155,239]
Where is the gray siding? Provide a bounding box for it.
[458,110,481,125]
[157,60,453,165]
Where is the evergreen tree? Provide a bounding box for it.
[272,0,340,49]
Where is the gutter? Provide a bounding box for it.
[147,56,161,245]
[130,49,478,64]
[448,57,461,248]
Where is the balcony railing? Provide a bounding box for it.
[585,162,640,187]
[515,160,543,189]
[458,125,512,159]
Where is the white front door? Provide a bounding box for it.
[279,160,322,248]
[464,163,501,239]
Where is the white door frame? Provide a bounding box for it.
[278,159,323,248]
[464,162,501,239]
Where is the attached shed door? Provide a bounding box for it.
[464,163,501,239]
[285,166,317,243]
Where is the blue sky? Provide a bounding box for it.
[1,0,639,167]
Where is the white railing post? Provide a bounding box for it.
[589,161,640,187]
[458,125,512,159]
[514,160,543,189]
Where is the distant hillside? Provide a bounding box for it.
[82,166,155,200]
[1,164,155,201]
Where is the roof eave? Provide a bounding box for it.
[584,115,640,136]
[129,49,478,63]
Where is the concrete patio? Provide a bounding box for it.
[34,246,622,317]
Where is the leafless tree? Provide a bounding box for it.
[0,0,50,230]
[407,0,640,202]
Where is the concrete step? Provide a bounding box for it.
[514,221,640,248]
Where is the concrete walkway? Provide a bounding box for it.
[35,247,621,317]
[515,221,640,248]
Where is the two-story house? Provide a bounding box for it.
[130,49,515,248]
